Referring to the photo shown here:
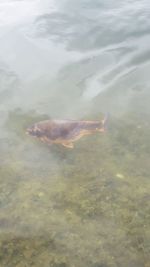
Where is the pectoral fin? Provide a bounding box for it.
[62,142,74,149]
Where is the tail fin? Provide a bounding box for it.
[102,113,109,131]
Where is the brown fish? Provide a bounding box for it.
[26,116,107,148]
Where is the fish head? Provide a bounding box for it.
[26,124,43,138]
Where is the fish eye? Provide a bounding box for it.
[34,127,42,137]
[26,124,42,137]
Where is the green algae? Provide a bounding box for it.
[0,110,150,267]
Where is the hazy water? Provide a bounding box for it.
[0,1,150,266]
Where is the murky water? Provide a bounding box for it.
[0,0,150,266]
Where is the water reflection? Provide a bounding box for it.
[0,0,150,266]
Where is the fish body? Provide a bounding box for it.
[26,117,106,148]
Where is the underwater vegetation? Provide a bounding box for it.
[0,109,149,267]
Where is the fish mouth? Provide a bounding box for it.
[26,128,33,135]
[26,128,40,138]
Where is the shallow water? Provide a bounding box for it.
[0,0,150,266]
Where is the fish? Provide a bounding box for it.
[26,115,107,149]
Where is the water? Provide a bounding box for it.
[0,0,150,266]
